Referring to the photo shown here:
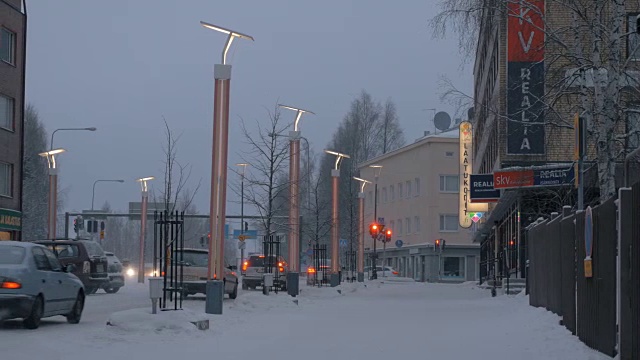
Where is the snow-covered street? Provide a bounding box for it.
[2,280,608,360]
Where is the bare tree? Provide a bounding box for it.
[381,98,405,154]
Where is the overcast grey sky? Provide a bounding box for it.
[26,0,471,218]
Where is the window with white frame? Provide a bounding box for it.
[439,175,459,192]
[405,217,411,234]
[397,183,403,200]
[415,177,420,196]
[382,187,388,203]
[1,28,15,64]
[0,95,14,131]
[0,162,12,197]
[397,219,403,235]
[439,214,459,232]
[406,181,411,198]
[390,185,395,201]
[414,216,420,233]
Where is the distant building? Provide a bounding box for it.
[0,0,26,241]
[359,129,479,282]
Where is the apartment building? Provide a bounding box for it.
[0,0,26,240]
[359,129,479,282]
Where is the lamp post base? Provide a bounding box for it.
[205,280,224,315]
[287,272,299,297]
[357,272,364,282]
[330,273,340,287]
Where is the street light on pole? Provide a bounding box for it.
[235,163,248,274]
[324,150,350,287]
[91,179,125,211]
[353,177,371,283]
[50,127,97,152]
[201,20,253,315]
[279,104,314,297]
[369,164,383,280]
[136,176,154,284]
[39,148,66,240]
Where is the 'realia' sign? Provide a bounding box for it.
[507,0,545,155]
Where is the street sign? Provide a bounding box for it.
[238,235,247,242]
[232,229,258,239]
[238,242,246,250]
[493,165,575,190]
[339,239,347,248]
[306,248,313,256]
[127,202,172,220]
[377,217,385,225]
[395,240,403,248]
[470,174,500,203]
[100,230,105,240]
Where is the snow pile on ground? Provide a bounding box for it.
[105,308,211,335]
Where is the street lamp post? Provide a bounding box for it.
[279,104,314,297]
[353,177,371,283]
[324,150,350,287]
[201,20,253,315]
[91,179,125,210]
[50,127,97,152]
[369,165,383,280]
[236,163,248,271]
[136,177,154,284]
[39,149,66,240]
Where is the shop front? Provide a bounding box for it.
[0,208,22,241]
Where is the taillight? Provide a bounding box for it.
[231,271,237,276]
[307,267,316,274]
[242,261,248,271]
[279,267,284,272]
[392,271,398,275]
[1,281,21,289]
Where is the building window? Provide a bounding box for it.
[405,217,411,234]
[415,178,420,196]
[439,175,459,192]
[382,187,388,203]
[0,28,15,64]
[414,216,420,233]
[439,214,459,232]
[0,162,12,197]
[442,257,465,278]
[397,219,403,236]
[628,14,640,61]
[406,181,412,198]
[445,151,454,157]
[389,220,395,233]
[0,95,14,131]
[390,185,395,201]
[397,183,403,200]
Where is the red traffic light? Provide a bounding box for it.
[369,223,380,238]
[435,239,440,246]
[385,229,392,242]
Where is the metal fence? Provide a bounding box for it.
[153,211,185,311]
[619,184,640,360]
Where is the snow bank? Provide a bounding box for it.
[106,308,212,335]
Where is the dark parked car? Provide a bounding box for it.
[102,252,125,294]
[0,241,85,329]
[35,240,109,294]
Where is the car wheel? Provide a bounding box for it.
[23,296,44,330]
[229,284,238,299]
[104,287,120,294]
[66,292,85,324]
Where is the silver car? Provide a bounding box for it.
[0,241,85,329]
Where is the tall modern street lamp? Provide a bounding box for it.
[136,176,154,284]
[236,163,248,271]
[279,104,314,297]
[91,179,125,210]
[369,164,383,280]
[201,20,253,315]
[39,148,66,239]
[324,150,350,287]
[50,127,97,151]
[353,177,371,283]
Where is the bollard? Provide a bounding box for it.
[148,277,163,314]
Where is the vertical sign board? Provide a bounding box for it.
[507,0,546,155]
[459,122,488,228]
[584,206,593,278]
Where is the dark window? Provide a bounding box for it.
[32,247,52,271]
[0,94,14,130]
[0,162,12,197]
[42,248,62,271]
[177,251,208,267]
[0,28,15,64]
[628,14,640,61]
[0,246,25,264]
[47,244,80,258]
[81,241,104,257]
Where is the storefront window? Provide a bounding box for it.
[442,257,465,278]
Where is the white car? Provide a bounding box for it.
[365,266,400,277]
[0,241,85,329]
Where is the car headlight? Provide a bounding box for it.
[126,268,135,277]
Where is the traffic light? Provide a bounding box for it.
[369,223,380,238]
[73,219,78,233]
[385,229,392,243]
[509,239,516,248]
[244,222,249,231]
[435,238,440,251]
[441,239,446,251]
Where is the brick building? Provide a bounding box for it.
[0,0,26,240]
[470,1,640,284]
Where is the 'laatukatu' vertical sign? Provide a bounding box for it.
[507,0,545,155]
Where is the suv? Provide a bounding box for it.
[102,252,125,293]
[242,255,288,291]
[171,248,239,299]
[35,240,109,294]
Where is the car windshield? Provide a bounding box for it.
[82,241,105,257]
[0,246,25,265]
[248,256,280,267]
[177,251,208,267]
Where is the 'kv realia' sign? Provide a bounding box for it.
[507,0,545,155]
